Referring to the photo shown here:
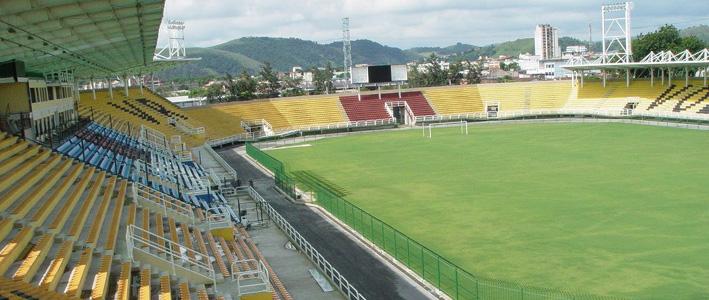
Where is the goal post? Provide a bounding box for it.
[424,120,469,138]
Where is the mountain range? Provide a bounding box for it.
[158,25,709,81]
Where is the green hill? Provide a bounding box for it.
[157,37,417,80]
[680,25,709,44]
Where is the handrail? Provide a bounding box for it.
[205,206,232,230]
[241,186,366,300]
[126,224,216,285]
[232,259,271,294]
[132,182,195,224]
[208,118,396,147]
[204,145,238,181]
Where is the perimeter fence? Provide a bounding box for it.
[246,142,621,300]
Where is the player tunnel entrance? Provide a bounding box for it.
[385,101,414,125]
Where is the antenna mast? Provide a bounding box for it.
[342,17,353,88]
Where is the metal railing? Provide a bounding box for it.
[205,207,232,230]
[242,186,366,300]
[231,259,271,295]
[204,145,238,181]
[170,116,206,136]
[208,118,396,147]
[132,183,196,224]
[126,224,216,285]
[415,108,709,123]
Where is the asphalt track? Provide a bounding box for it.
[218,146,432,300]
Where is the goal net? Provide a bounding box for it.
[424,120,469,138]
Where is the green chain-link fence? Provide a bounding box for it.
[246,142,618,300]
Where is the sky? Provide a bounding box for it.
[159,0,709,49]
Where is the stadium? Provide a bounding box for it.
[0,1,707,300]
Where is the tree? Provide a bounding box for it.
[224,72,238,101]
[463,60,482,84]
[312,62,334,94]
[407,65,424,88]
[258,62,280,98]
[205,84,223,103]
[281,76,304,97]
[424,53,447,86]
[447,61,464,85]
[235,70,257,100]
[633,25,707,61]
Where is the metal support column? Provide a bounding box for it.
[398,83,402,98]
[571,71,576,87]
[580,71,584,88]
[108,77,113,100]
[139,74,144,95]
[685,67,689,87]
[661,68,665,86]
[124,75,129,96]
[704,67,707,87]
[91,78,96,100]
[650,68,654,87]
[357,86,361,101]
[378,85,381,100]
[602,72,606,87]
[668,69,672,87]
[151,72,156,90]
[626,69,630,87]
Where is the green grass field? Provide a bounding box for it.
[266,123,709,299]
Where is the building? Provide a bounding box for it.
[535,24,560,59]
[565,45,588,55]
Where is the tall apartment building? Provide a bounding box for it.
[535,24,561,59]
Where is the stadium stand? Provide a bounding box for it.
[562,79,709,116]
[476,81,572,112]
[0,125,284,299]
[339,91,436,121]
[78,88,208,147]
[423,85,484,115]
[191,94,347,134]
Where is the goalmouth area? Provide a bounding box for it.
[249,122,709,299]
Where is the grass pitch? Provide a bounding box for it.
[267,123,709,299]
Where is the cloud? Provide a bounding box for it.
[158,0,708,49]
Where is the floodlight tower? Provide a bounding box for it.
[154,20,187,60]
[601,2,633,63]
[342,17,353,88]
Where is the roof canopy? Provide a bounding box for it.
[564,49,709,71]
[0,0,167,78]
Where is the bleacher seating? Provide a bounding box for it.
[79,88,208,147]
[339,91,436,121]
[423,86,484,115]
[0,126,287,299]
[564,79,709,117]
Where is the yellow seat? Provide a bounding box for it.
[90,255,112,300]
[205,231,229,277]
[138,268,151,300]
[0,147,47,194]
[30,164,85,227]
[159,275,171,300]
[64,248,93,297]
[64,172,107,236]
[86,177,119,246]
[10,158,71,219]
[12,233,54,282]
[38,240,74,290]
[0,227,34,274]
[104,182,128,252]
[114,261,132,300]
[178,282,191,300]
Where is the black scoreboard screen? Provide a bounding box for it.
[367,65,392,83]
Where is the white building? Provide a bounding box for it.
[535,24,560,59]
[517,53,542,72]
